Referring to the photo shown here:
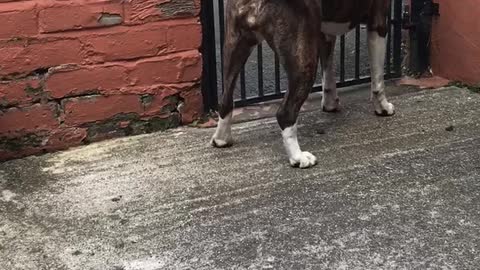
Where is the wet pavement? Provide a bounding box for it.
[1,85,479,269]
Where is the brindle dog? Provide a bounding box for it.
[211,0,395,168]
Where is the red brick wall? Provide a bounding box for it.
[0,0,203,160]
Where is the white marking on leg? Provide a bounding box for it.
[211,113,233,147]
[321,36,340,112]
[368,31,395,115]
[321,22,352,36]
[282,124,317,168]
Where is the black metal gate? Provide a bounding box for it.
[201,0,405,112]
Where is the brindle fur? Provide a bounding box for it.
[214,0,393,168]
[218,0,390,130]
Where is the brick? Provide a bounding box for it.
[156,0,199,18]
[0,39,84,77]
[124,0,199,24]
[38,1,123,33]
[180,53,203,82]
[63,95,144,126]
[0,132,45,153]
[167,22,202,52]
[0,103,59,134]
[0,148,41,162]
[0,77,42,107]
[45,65,129,99]
[45,127,87,149]
[0,1,38,40]
[45,50,202,99]
[82,24,168,63]
[142,85,181,117]
[128,50,202,87]
[0,0,204,160]
[179,85,203,123]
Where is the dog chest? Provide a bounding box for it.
[320,22,352,35]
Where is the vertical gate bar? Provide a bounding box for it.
[218,0,226,93]
[340,35,346,82]
[240,68,246,100]
[274,52,281,94]
[355,25,361,79]
[393,0,403,75]
[200,0,218,112]
[386,0,392,75]
[257,43,264,97]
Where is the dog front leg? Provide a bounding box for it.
[276,53,319,168]
[368,31,395,116]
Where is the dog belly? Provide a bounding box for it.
[321,22,352,36]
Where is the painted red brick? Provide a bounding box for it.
[129,50,202,86]
[123,0,168,24]
[38,1,124,33]
[179,85,203,123]
[124,0,199,24]
[142,85,183,116]
[180,53,203,82]
[0,1,38,39]
[45,64,129,99]
[0,148,42,162]
[0,103,59,134]
[63,95,144,126]
[0,127,88,161]
[0,77,42,106]
[46,127,88,149]
[82,24,168,63]
[0,0,204,160]
[0,39,84,77]
[167,22,202,52]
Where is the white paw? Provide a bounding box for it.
[374,101,395,116]
[211,113,233,148]
[321,97,341,112]
[210,136,233,148]
[289,151,318,168]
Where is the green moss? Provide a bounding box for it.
[0,98,9,108]
[24,83,43,96]
[7,37,23,43]
[166,95,180,104]
[448,81,480,94]
[148,114,181,131]
[161,104,177,113]
[86,113,139,142]
[188,111,218,127]
[140,95,154,106]
[0,134,44,151]
[85,113,182,142]
[129,114,181,135]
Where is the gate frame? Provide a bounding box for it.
[403,0,440,75]
[200,0,219,112]
[200,0,405,112]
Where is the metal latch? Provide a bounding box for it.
[402,1,439,30]
[402,4,414,30]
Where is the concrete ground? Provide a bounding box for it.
[1,85,479,270]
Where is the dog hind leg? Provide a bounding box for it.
[368,31,395,116]
[211,23,257,148]
[320,35,341,112]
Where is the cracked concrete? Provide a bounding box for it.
[0,85,479,269]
